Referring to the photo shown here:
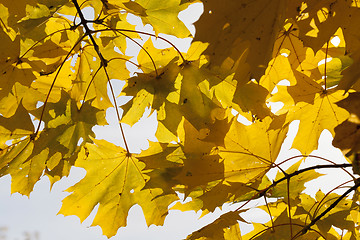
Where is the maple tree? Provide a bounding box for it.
[1,0,360,239]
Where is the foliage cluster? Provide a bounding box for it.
[1,0,360,239]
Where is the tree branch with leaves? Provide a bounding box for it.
[1,0,360,239]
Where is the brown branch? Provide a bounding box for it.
[72,0,108,67]
[235,163,352,212]
[72,0,130,154]
[292,178,360,239]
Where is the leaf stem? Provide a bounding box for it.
[72,0,108,67]
[35,35,86,135]
[324,40,329,90]
[93,28,187,63]
[107,27,159,77]
[263,196,275,232]
[287,177,293,239]
[72,0,130,154]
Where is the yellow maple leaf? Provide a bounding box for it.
[219,116,288,183]
[123,0,192,38]
[187,211,244,240]
[194,0,287,80]
[59,139,178,237]
[271,81,349,154]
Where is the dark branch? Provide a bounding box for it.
[293,178,360,239]
[258,163,352,198]
[236,163,352,212]
[72,0,108,67]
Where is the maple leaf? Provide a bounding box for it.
[120,61,180,126]
[136,141,183,196]
[120,38,180,126]
[232,81,271,120]
[70,41,129,110]
[296,0,360,53]
[123,0,192,37]
[270,160,323,199]
[0,36,37,117]
[333,93,360,156]
[177,62,222,130]
[219,116,288,183]
[59,139,178,237]
[172,120,222,192]
[122,49,221,134]
[0,102,34,146]
[296,191,356,237]
[187,211,245,240]
[194,0,288,80]
[2,0,360,239]
[244,205,319,240]
[270,71,349,154]
[0,90,106,195]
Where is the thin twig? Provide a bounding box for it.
[292,178,360,239]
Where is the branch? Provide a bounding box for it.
[292,178,360,239]
[72,0,107,67]
[236,163,352,212]
[71,0,130,154]
[260,163,352,198]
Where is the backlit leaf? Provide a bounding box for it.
[60,139,178,237]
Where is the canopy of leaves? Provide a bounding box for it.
[1,0,360,239]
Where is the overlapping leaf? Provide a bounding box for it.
[219,116,288,183]
[194,0,288,80]
[124,0,192,37]
[1,0,360,239]
[270,82,349,154]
